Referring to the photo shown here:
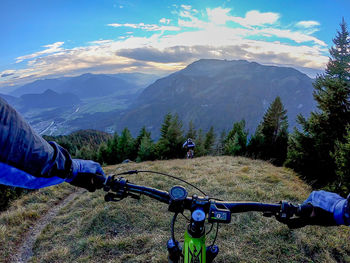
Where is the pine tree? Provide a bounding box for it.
[117,128,135,161]
[160,113,172,138]
[136,135,156,162]
[286,19,350,187]
[167,114,184,159]
[224,120,248,156]
[156,113,184,159]
[248,97,288,165]
[326,18,350,80]
[204,126,215,155]
[134,126,151,159]
[195,129,206,157]
[186,120,197,140]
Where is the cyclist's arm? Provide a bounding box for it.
[0,98,72,187]
[304,190,350,226]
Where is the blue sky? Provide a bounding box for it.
[1,0,349,88]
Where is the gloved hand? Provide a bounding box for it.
[66,159,106,192]
[303,190,350,226]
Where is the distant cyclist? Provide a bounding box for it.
[183,138,195,159]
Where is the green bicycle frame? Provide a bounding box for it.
[182,229,206,263]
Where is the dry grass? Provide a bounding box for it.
[0,183,76,263]
[1,156,350,262]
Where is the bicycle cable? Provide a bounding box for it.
[211,223,219,247]
[114,169,208,197]
[206,222,214,235]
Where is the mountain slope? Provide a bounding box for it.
[1,156,349,263]
[117,59,316,137]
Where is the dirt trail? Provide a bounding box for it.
[11,189,83,263]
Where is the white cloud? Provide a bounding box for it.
[108,22,180,31]
[207,7,232,25]
[160,18,171,24]
[230,10,280,28]
[181,5,192,11]
[258,28,327,46]
[16,42,65,63]
[296,20,320,28]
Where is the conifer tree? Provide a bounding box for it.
[117,128,135,161]
[156,113,184,159]
[136,135,156,162]
[160,113,172,138]
[195,129,206,157]
[186,120,197,140]
[326,18,350,80]
[286,19,350,186]
[204,126,215,155]
[97,142,109,164]
[224,120,248,156]
[248,96,288,165]
[134,126,151,159]
[167,114,184,159]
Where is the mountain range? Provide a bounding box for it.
[0,60,317,137]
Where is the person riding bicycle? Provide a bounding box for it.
[0,97,349,226]
[183,138,195,159]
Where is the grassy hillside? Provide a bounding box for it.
[1,156,350,262]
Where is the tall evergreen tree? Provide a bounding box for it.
[156,113,184,159]
[286,19,350,186]
[117,128,135,161]
[160,113,172,138]
[204,126,215,155]
[195,129,206,157]
[186,120,197,140]
[167,114,184,159]
[136,135,156,162]
[326,18,350,80]
[248,97,288,165]
[134,126,151,159]
[224,120,248,156]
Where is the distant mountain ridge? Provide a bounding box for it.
[20,89,80,109]
[9,72,159,98]
[113,59,316,137]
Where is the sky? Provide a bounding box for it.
[1,0,349,89]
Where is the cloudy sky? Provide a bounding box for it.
[1,0,349,88]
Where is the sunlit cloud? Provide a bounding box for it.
[16,42,65,63]
[1,5,329,87]
[296,20,320,28]
[230,10,280,27]
[107,22,181,31]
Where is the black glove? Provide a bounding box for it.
[66,159,106,192]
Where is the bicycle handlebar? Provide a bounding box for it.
[102,176,313,225]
